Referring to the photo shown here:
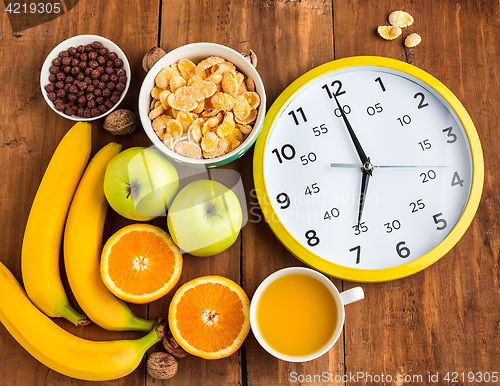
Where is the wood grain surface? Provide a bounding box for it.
[0,0,499,385]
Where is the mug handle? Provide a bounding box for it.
[339,287,364,305]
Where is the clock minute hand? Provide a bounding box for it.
[332,93,372,175]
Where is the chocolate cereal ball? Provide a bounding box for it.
[44,40,126,118]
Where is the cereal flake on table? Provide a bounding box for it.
[149,56,260,159]
[378,10,421,47]
[388,11,414,28]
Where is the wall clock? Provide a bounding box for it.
[253,56,484,282]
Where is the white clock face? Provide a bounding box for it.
[263,67,473,270]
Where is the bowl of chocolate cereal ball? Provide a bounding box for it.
[138,42,266,168]
[40,35,130,121]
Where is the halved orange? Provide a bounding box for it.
[100,224,182,304]
[168,275,250,359]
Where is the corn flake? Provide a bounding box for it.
[202,113,223,134]
[163,133,174,149]
[211,92,235,111]
[165,119,183,139]
[242,91,260,109]
[195,56,225,75]
[233,95,251,121]
[170,107,179,119]
[149,103,165,120]
[152,114,172,135]
[177,111,196,133]
[203,137,228,158]
[216,112,236,138]
[222,70,239,97]
[187,74,204,86]
[201,108,220,118]
[388,11,414,28]
[405,33,422,48]
[377,26,402,40]
[169,75,187,92]
[169,88,198,112]
[192,101,205,114]
[190,80,217,102]
[236,123,252,135]
[151,86,162,100]
[201,131,219,152]
[236,72,245,87]
[238,81,248,94]
[211,61,235,75]
[188,119,204,144]
[227,127,243,143]
[155,65,180,89]
[178,59,196,81]
[174,140,202,159]
[226,138,241,153]
[159,90,171,109]
[206,72,223,84]
[235,108,257,125]
[246,77,255,92]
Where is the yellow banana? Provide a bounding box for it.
[0,261,164,381]
[64,142,155,331]
[22,122,91,326]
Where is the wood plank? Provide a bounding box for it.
[333,1,500,384]
[148,162,244,386]
[235,1,345,386]
[147,1,252,385]
[0,0,159,384]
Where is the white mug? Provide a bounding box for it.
[250,267,364,362]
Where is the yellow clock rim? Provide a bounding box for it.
[253,56,484,283]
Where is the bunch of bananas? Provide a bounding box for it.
[0,122,160,381]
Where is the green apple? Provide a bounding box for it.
[104,147,179,221]
[167,180,243,257]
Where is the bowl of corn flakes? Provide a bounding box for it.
[138,42,266,167]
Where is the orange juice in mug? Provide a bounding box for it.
[250,267,364,362]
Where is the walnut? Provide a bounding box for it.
[146,352,178,380]
[163,331,188,358]
[240,49,258,68]
[142,47,167,72]
[103,109,137,135]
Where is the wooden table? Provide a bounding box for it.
[1,1,499,385]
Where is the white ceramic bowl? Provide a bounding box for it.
[40,34,131,121]
[138,42,266,168]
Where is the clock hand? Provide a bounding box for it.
[330,163,452,169]
[332,93,372,176]
[356,160,371,226]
